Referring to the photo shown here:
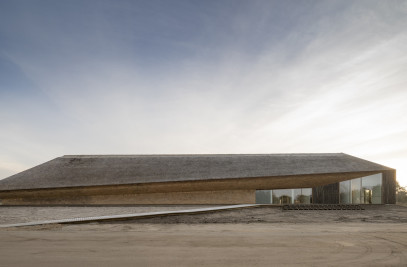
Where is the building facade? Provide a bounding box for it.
[0,154,396,205]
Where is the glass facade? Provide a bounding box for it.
[340,173,382,204]
[256,173,382,205]
[339,180,351,204]
[255,190,272,204]
[297,188,312,204]
[362,174,382,204]
[255,188,312,204]
[272,189,292,204]
[351,178,361,204]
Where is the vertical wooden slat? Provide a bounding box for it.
[382,170,396,204]
[312,182,339,204]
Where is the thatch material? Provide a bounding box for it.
[0,153,393,191]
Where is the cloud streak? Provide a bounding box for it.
[0,0,407,185]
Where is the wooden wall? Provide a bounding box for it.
[382,170,396,204]
[312,183,339,204]
[0,189,256,205]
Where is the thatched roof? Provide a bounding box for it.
[0,153,393,191]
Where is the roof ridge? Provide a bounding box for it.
[61,153,345,158]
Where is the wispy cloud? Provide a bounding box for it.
[0,0,406,184]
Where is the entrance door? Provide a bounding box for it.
[363,189,372,204]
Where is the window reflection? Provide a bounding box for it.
[340,180,351,204]
[272,189,292,204]
[255,188,313,204]
[352,178,361,204]
[255,173,382,205]
[255,190,272,204]
[340,173,382,204]
[362,174,382,204]
[300,188,312,204]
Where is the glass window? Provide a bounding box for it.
[293,188,312,204]
[293,189,302,204]
[351,178,361,204]
[255,190,272,204]
[339,174,383,204]
[256,188,313,204]
[362,174,382,204]
[339,180,351,204]
[300,188,312,204]
[272,189,292,204]
[255,174,382,205]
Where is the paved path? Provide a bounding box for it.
[0,204,257,228]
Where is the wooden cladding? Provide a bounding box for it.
[382,170,396,204]
[312,183,339,204]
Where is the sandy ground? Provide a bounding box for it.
[0,205,406,266]
[120,204,407,224]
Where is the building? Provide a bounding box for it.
[0,153,396,205]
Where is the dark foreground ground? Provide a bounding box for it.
[0,205,406,266]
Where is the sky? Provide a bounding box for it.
[0,0,406,186]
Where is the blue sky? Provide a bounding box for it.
[1,0,407,186]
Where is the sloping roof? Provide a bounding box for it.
[0,153,393,191]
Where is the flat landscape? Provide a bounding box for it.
[0,205,406,266]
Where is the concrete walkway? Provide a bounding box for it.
[0,204,257,228]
